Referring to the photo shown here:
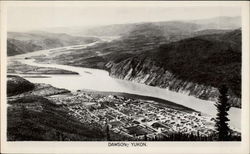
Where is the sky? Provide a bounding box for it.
[6,2,241,32]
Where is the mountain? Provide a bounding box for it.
[7,32,100,56]
[7,39,43,56]
[38,28,241,108]
[191,29,232,37]
[56,16,241,37]
[189,16,241,30]
[76,21,201,37]
[50,20,240,69]
[80,24,139,36]
[107,29,241,108]
[7,17,242,107]
[39,16,240,37]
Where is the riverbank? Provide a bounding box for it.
[7,75,241,141]
[7,75,106,141]
[8,60,78,75]
[7,42,242,131]
[7,75,240,141]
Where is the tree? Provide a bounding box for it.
[106,121,110,141]
[144,134,147,141]
[215,85,231,141]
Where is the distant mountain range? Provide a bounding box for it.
[8,16,241,56]
[62,17,241,36]
[29,16,241,36]
[7,16,242,107]
[7,32,100,56]
[189,16,241,30]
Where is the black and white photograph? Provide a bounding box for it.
[0,1,249,154]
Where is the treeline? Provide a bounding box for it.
[143,133,241,141]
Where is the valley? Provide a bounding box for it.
[6,16,242,141]
[9,75,239,141]
[23,28,241,108]
[7,32,100,56]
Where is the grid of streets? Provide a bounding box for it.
[49,92,216,140]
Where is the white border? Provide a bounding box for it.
[1,1,249,154]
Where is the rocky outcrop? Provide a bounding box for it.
[105,29,241,108]
[7,75,35,96]
[107,57,241,108]
[7,75,70,98]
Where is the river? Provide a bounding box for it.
[8,38,241,131]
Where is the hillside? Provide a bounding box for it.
[8,17,242,108]
[83,21,200,38]
[108,29,241,107]
[62,16,240,37]
[7,75,35,96]
[7,76,199,141]
[46,23,233,69]
[37,16,240,38]
[7,32,100,56]
[7,75,106,141]
[190,16,241,30]
[31,28,242,108]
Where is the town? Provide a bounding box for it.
[49,91,217,140]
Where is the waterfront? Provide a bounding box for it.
[8,40,241,131]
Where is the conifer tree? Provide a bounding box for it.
[106,122,110,141]
[144,134,147,141]
[215,85,231,141]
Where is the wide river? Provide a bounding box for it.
[8,38,241,131]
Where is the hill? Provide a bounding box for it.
[7,32,100,56]
[189,16,241,30]
[108,29,241,107]
[7,75,35,96]
[65,16,241,37]
[40,16,240,38]
[48,24,234,69]
[33,28,241,108]
[9,17,242,108]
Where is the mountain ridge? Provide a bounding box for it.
[107,29,241,107]
[7,32,100,56]
[34,16,241,37]
[7,17,242,108]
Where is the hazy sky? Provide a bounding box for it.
[6,2,241,32]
